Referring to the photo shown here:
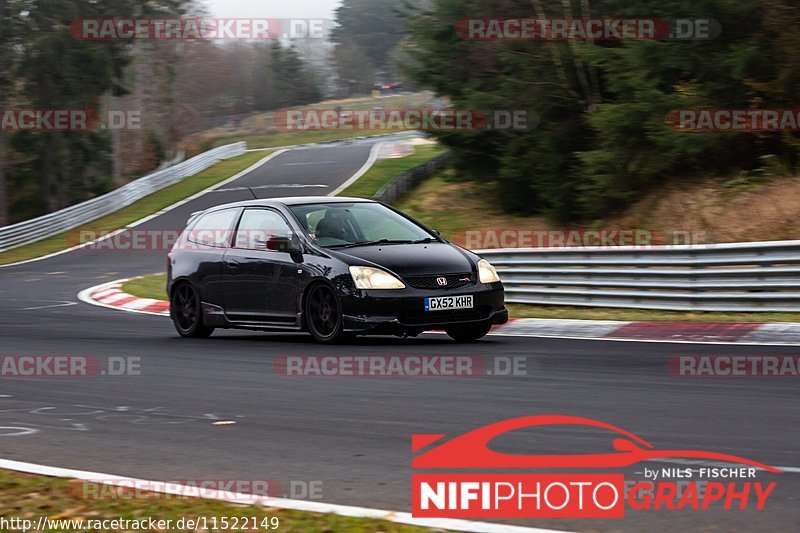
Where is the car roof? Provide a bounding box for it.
[207,196,377,211]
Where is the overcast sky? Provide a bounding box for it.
[203,0,342,19]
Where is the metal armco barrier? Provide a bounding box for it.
[0,142,246,252]
[372,151,452,204]
[477,241,800,312]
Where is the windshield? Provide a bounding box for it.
[289,202,436,248]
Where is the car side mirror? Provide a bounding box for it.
[263,235,298,253]
[260,234,304,263]
[432,229,441,236]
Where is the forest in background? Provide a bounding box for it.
[0,0,409,224]
[2,0,798,226]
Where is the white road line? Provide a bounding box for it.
[0,150,287,269]
[18,301,78,311]
[282,161,337,166]
[328,141,385,196]
[0,459,569,533]
[125,150,288,230]
[484,330,800,347]
[213,184,328,193]
[2,132,403,269]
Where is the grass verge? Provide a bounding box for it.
[0,470,431,533]
[123,273,168,301]
[0,151,270,266]
[339,144,445,198]
[193,93,432,151]
[394,171,548,239]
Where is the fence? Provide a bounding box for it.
[478,241,800,312]
[0,142,246,252]
[372,151,452,204]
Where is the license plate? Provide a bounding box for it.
[424,295,474,312]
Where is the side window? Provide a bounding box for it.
[186,209,238,248]
[234,209,293,250]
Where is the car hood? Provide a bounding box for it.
[332,243,475,278]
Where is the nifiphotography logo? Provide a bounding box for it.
[411,415,780,519]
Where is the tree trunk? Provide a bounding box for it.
[529,0,584,104]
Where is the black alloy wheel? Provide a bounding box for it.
[171,283,214,338]
[305,283,345,344]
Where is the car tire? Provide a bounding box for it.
[171,283,214,338]
[305,283,346,344]
[445,323,492,342]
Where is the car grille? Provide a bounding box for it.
[404,273,473,290]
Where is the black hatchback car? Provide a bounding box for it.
[167,197,508,343]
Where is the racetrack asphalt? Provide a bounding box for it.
[0,138,797,532]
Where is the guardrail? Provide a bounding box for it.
[155,150,186,170]
[0,142,246,252]
[477,241,800,312]
[372,151,451,204]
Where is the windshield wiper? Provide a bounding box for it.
[329,239,414,249]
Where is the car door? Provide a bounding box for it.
[222,208,303,324]
[179,207,241,308]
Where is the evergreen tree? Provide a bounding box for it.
[405,0,800,221]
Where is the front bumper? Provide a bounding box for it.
[340,282,508,335]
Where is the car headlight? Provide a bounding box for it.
[478,259,501,283]
[349,266,405,289]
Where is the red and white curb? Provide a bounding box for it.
[78,278,169,317]
[0,459,566,533]
[78,278,800,345]
[497,318,800,346]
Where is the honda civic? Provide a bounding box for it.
[167,197,508,343]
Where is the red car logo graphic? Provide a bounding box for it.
[412,415,780,473]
